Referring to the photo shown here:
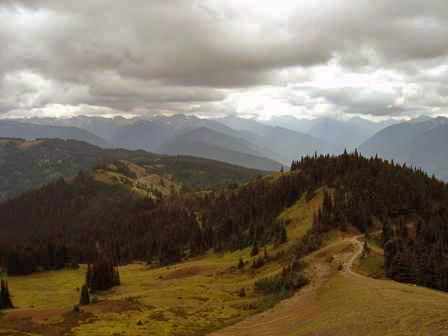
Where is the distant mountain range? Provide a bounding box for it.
[3,115,332,170]
[359,116,448,180]
[0,120,109,147]
[2,114,447,180]
[159,127,282,171]
[263,116,395,151]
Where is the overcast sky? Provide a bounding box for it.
[0,0,447,120]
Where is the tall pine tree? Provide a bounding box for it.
[0,278,13,309]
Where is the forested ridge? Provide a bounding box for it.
[1,152,448,292]
[0,138,264,199]
[292,152,448,291]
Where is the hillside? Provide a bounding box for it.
[21,116,134,140]
[218,116,333,162]
[0,138,264,199]
[19,115,334,169]
[109,120,175,152]
[251,126,331,163]
[2,154,448,334]
[2,153,448,289]
[261,115,318,133]
[159,127,283,171]
[308,118,378,151]
[108,116,260,153]
[211,236,448,336]
[360,117,448,179]
[0,120,109,148]
[263,116,393,151]
[1,154,448,335]
[407,124,448,180]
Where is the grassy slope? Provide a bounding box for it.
[353,237,385,279]
[93,160,180,199]
[301,236,448,335]
[3,249,289,336]
[0,191,322,336]
[211,236,448,336]
[277,187,324,242]
[4,186,448,335]
[0,138,265,199]
[297,272,448,335]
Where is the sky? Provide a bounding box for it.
[0,0,447,120]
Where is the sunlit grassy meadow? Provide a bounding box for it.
[1,190,321,336]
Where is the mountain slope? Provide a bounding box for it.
[261,115,318,133]
[211,237,448,336]
[0,138,264,199]
[110,119,174,151]
[13,116,134,141]
[2,154,448,335]
[218,116,334,162]
[308,118,383,150]
[0,120,109,147]
[109,115,253,151]
[252,126,333,163]
[3,153,448,290]
[159,127,283,171]
[360,116,448,179]
[11,115,333,168]
[407,124,448,180]
[0,138,106,199]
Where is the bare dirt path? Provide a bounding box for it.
[343,236,364,275]
[209,236,364,336]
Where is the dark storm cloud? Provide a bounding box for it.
[0,0,447,117]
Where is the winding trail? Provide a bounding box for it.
[344,236,364,275]
[209,236,364,336]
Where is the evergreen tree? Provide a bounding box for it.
[88,255,120,291]
[362,240,370,258]
[79,284,90,305]
[250,241,259,257]
[280,226,288,244]
[86,264,93,288]
[0,278,13,309]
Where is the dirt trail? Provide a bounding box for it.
[344,236,364,275]
[209,236,364,336]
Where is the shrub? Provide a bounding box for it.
[251,257,265,269]
[254,270,308,295]
[238,258,245,269]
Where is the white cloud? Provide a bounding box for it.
[0,0,447,119]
